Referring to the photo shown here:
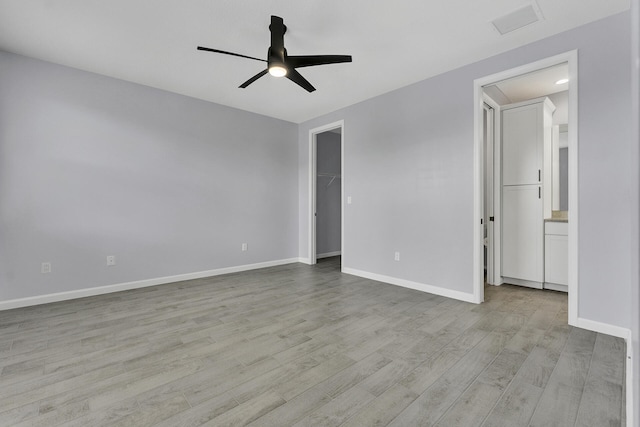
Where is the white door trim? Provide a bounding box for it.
[483,99,500,286]
[308,120,345,266]
[473,50,579,324]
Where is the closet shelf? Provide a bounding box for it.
[317,172,341,187]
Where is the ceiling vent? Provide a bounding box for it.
[492,4,543,35]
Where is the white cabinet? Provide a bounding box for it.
[502,98,554,186]
[502,185,544,287]
[501,97,554,289]
[502,103,543,186]
[544,221,568,292]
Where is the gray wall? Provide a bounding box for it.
[0,52,298,301]
[316,132,341,256]
[298,11,634,330]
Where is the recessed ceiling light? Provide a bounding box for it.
[555,78,569,85]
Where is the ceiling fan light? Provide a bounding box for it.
[268,65,287,77]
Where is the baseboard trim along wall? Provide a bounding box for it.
[342,267,477,304]
[0,258,300,311]
[575,317,630,339]
[316,251,341,259]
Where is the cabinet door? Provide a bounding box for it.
[502,104,542,186]
[545,234,568,285]
[502,185,543,282]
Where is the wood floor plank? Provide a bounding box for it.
[528,328,597,427]
[389,345,498,426]
[476,348,528,390]
[574,375,623,427]
[480,379,544,427]
[273,354,355,401]
[528,381,584,427]
[246,384,332,426]
[310,352,392,399]
[151,392,238,427]
[434,381,504,427]
[201,390,285,427]
[291,385,375,427]
[340,384,418,427]
[513,345,562,388]
[574,333,626,427]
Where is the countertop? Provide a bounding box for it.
[546,210,568,222]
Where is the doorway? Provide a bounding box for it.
[308,121,344,266]
[474,51,579,325]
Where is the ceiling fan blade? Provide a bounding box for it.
[239,69,269,88]
[197,46,267,63]
[286,69,316,92]
[287,55,353,69]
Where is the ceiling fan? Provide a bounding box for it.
[197,15,352,93]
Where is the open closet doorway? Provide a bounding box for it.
[308,121,344,266]
[474,51,579,325]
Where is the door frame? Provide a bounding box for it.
[483,98,500,286]
[308,120,344,266]
[473,50,579,325]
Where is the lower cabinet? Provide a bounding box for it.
[544,221,568,292]
[502,185,544,287]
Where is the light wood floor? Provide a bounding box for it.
[0,257,626,426]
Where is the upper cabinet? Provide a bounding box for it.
[501,97,555,187]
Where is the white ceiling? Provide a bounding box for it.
[484,62,569,105]
[0,0,629,123]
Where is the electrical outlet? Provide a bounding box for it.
[107,255,116,266]
[241,243,248,252]
[394,252,400,261]
[41,262,51,274]
[347,196,352,205]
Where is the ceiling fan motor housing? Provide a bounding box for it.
[268,47,287,71]
[268,16,287,71]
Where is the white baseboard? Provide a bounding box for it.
[543,282,568,293]
[342,267,477,304]
[316,251,341,259]
[575,317,630,339]
[502,277,543,289]
[298,257,312,265]
[0,258,300,311]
